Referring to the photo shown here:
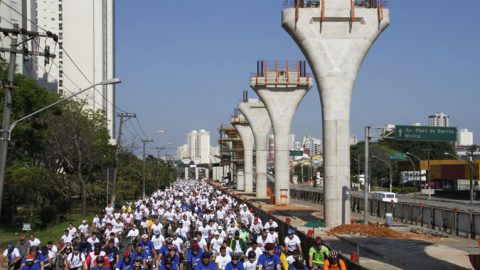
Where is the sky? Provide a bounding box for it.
[115,0,480,156]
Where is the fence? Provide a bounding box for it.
[292,188,479,239]
[209,181,367,270]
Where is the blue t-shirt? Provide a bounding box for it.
[225,262,244,270]
[161,256,179,267]
[159,265,178,270]
[194,261,217,270]
[91,267,110,270]
[115,258,134,270]
[288,265,308,270]
[186,249,203,269]
[257,254,280,270]
[138,241,155,257]
[132,250,148,262]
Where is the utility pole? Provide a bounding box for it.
[0,24,57,217]
[364,126,370,224]
[110,112,136,206]
[468,145,478,204]
[141,139,153,199]
[422,149,432,200]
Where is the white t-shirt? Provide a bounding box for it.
[197,238,208,250]
[256,235,274,250]
[67,252,85,268]
[151,235,164,250]
[105,206,114,216]
[151,223,163,235]
[210,238,222,253]
[245,247,263,260]
[29,238,41,247]
[172,238,183,252]
[78,224,89,234]
[243,260,257,270]
[215,254,231,270]
[284,235,301,252]
[3,248,20,260]
[67,227,77,237]
[61,234,73,244]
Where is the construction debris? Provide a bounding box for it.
[328,224,437,241]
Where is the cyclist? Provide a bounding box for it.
[65,246,85,270]
[224,253,243,270]
[323,250,345,270]
[186,242,203,270]
[242,251,256,270]
[2,243,22,270]
[137,235,155,269]
[131,258,143,270]
[257,243,280,270]
[193,252,216,270]
[114,250,133,270]
[91,257,110,270]
[288,254,307,270]
[23,246,44,270]
[16,236,30,258]
[160,246,180,270]
[214,246,230,270]
[86,243,109,270]
[159,256,177,270]
[20,256,34,270]
[283,230,301,255]
[59,242,73,268]
[308,237,329,270]
[131,244,147,270]
[103,240,119,270]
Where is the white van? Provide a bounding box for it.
[371,192,398,203]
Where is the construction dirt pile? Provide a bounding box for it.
[328,224,436,241]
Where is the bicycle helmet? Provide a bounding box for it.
[287,228,295,235]
[247,251,256,259]
[166,237,173,244]
[6,242,14,250]
[329,250,338,259]
[231,253,241,260]
[123,250,131,257]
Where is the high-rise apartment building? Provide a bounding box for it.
[428,112,449,127]
[197,130,210,164]
[1,0,116,140]
[457,129,473,146]
[302,135,322,156]
[176,144,188,160]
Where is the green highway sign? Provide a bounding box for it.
[395,125,457,142]
[290,150,303,156]
[390,153,407,160]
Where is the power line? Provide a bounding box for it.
[0,0,49,33]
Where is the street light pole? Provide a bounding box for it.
[406,152,422,203]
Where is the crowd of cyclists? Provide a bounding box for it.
[1,179,346,270]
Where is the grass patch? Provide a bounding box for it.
[0,211,96,249]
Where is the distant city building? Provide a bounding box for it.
[457,129,474,146]
[176,144,188,160]
[428,112,449,127]
[197,130,210,164]
[210,146,220,157]
[302,135,322,156]
[186,130,211,163]
[413,122,422,126]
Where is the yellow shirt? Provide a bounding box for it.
[279,253,288,270]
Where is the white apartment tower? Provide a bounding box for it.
[428,112,449,127]
[187,130,198,159]
[1,0,117,140]
[457,129,473,146]
[176,144,188,160]
[197,130,210,164]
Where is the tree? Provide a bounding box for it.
[47,101,113,216]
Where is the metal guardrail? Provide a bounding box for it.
[209,181,367,270]
[291,188,479,239]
